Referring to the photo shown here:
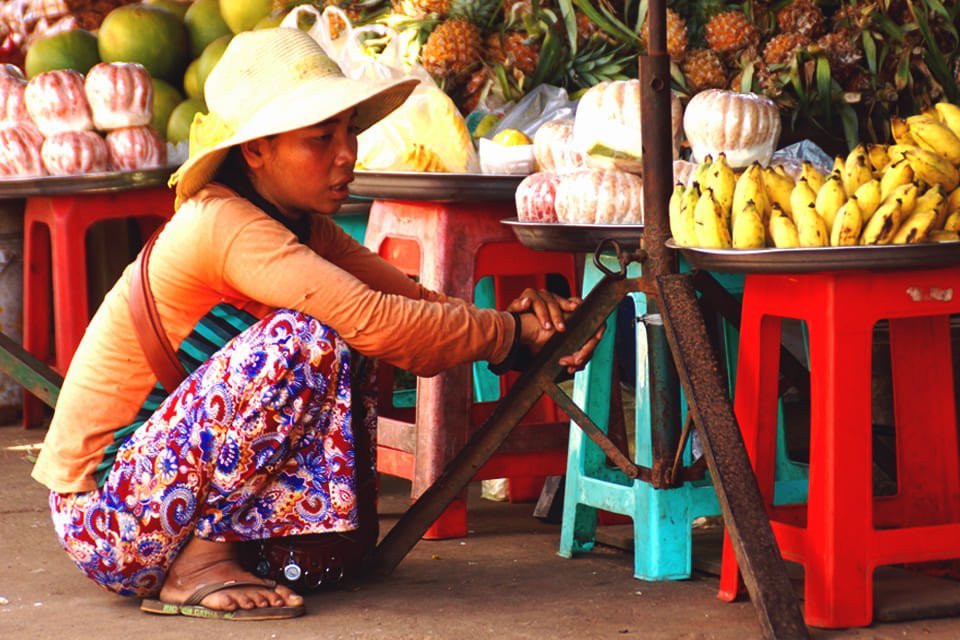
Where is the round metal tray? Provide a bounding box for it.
[502,218,644,252]
[667,238,960,273]
[350,171,524,202]
[0,166,175,198]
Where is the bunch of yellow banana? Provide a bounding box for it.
[668,103,960,250]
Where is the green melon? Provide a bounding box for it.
[183,58,203,100]
[143,0,190,20]
[184,0,232,58]
[98,4,189,82]
[150,77,184,139]
[218,0,273,34]
[196,34,231,99]
[167,97,207,144]
[24,29,100,79]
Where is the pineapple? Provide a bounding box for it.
[391,0,450,18]
[454,65,493,113]
[704,9,759,54]
[639,8,688,61]
[816,31,862,81]
[502,30,539,76]
[421,16,483,80]
[576,11,615,46]
[681,49,728,92]
[775,0,826,40]
[762,32,810,66]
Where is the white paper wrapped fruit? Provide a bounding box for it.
[533,119,586,173]
[555,168,644,225]
[573,79,682,174]
[516,171,561,223]
[683,89,781,169]
[41,130,110,176]
[0,123,46,177]
[0,74,29,126]
[106,125,167,171]
[84,62,154,131]
[24,70,94,137]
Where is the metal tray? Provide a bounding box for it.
[502,218,644,252]
[667,238,960,273]
[0,166,175,198]
[350,171,525,202]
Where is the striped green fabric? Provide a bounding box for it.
[93,303,260,487]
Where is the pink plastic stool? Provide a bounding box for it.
[365,199,578,539]
[23,187,174,426]
[718,265,960,628]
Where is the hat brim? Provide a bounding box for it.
[171,75,419,203]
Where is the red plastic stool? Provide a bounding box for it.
[718,265,960,628]
[365,199,578,539]
[22,187,175,426]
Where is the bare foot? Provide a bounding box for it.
[158,537,303,612]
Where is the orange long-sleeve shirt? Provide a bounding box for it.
[32,184,515,493]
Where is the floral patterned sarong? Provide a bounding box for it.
[49,309,376,597]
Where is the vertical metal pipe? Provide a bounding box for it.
[639,0,681,485]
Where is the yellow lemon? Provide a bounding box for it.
[492,128,531,146]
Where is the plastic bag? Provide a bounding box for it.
[488,84,578,141]
[282,5,479,173]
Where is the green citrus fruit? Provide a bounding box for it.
[183,0,232,58]
[196,34,231,98]
[98,4,189,82]
[218,0,273,34]
[150,77,184,139]
[183,58,202,100]
[167,97,207,144]
[24,29,100,79]
[143,0,190,20]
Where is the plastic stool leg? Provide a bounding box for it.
[22,215,52,427]
[887,315,960,526]
[802,315,874,628]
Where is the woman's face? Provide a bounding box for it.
[242,107,359,219]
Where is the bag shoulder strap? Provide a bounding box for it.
[129,228,188,393]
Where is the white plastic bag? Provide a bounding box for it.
[282,5,478,173]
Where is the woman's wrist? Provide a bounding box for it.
[488,312,525,375]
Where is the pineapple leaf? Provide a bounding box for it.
[556,0,579,53]
[895,48,911,91]
[908,0,960,103]
[572,0,639,46]
[635,0,647,35]
[870,12,905,43]
[839,104,859,151]
[530,29,565,88]
[738,58,755,93]
[861,30,877,76]
[815,55,832,121]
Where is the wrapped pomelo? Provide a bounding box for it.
[85,62,154,131]
[25,69,94,136]
[0,75,29,125]
[555,168,644,225]
[105,125,167,170]
[0,123,46,177]
[683,89,781,168]
[533,119,586,173]
[573,80,682,174]
[516,171,561,223]
[42,130,110,175]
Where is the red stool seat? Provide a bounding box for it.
[719,265,960,628]
[365,199,578,539]
[23,187,174,425]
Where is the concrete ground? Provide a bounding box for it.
[4,425,960,640]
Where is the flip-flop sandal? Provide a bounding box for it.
[141,579,305,620]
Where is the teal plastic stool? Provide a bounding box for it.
[331,211,500,405]
[558,255,808,580]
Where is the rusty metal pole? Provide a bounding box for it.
[639,0,681,486]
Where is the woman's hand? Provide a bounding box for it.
[508,289,604,374]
